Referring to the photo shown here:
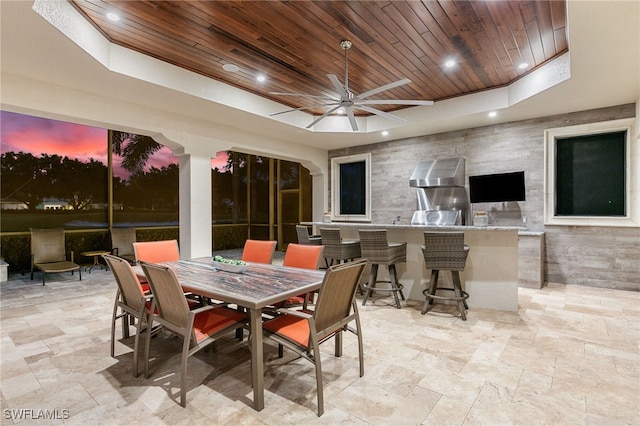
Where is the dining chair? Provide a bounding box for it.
[296,225,322,246]
[279,243,324,309]
[237,239,277,339]
[140,261,247,407]
[103,254,153,376]
[133,239,180,282]
[283,243,323,270]
[30,228,81,285]
[241,239,277,264]
[133,239,180,263]
[262,258,367,416]
[110,227,137,265]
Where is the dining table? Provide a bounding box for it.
[159,257,326,411]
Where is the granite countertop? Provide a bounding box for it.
[302,222,526,232]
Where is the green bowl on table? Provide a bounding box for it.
[212,256,248,274]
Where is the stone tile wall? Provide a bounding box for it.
[329,104,638,291]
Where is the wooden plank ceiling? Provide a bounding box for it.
[71,0,567,116]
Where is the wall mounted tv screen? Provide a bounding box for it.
[469,171,526,203]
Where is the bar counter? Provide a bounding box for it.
[303,222,525,312]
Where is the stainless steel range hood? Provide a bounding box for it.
[409,158,470,226]
[409,158,465,188]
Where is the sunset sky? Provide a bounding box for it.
[1,111,228,178]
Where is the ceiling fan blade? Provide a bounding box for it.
[357,99,434,106]
[354,78,412,101]
[327,74,349,99]
[306,105,342,129]
[269,91,337,101]
[353,105,407,123]
[270,102,340,117]
[345,106,358,131]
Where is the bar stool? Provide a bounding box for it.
[296,225,322,245]
[421,232,470,320]
[359,229,406,309]
[319,228,361,267]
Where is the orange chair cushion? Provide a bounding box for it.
[242,240,276,264]
[134,240,180,263]
[193,307,246,343]
[277,244,322,307]
[283,244,322,269]
[263,314,310,347]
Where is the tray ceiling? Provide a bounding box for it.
[71,0,568,117]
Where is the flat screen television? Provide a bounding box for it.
[469,171,526,203]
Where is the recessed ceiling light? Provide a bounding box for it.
[488,111,498,118]
[222,64,240,73]
[445,59,456,68]
[518,62,529,69]
[106,12,120,22]
[256,74,266,83]
[381,130,389,136]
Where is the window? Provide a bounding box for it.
[211,151,247,224]
[110,131,179,227]
[544,118,638,227]
[331,153,371,222]
[0,111,108,232]
[0,111,179,232]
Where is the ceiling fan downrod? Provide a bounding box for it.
[340,40,352,93]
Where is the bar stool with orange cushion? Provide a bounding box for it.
[241,239,277,264]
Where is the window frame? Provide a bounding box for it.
[544,118,638,227]
[331,152,371,222]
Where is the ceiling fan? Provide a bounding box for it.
[270,40,434,131]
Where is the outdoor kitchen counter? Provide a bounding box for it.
[302,222,525,312]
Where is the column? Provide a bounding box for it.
[179,153,212,259]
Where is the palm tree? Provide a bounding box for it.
[110,130,161,175]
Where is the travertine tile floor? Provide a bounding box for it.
[1,256,638,425]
